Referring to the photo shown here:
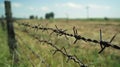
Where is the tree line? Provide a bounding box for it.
[29,12,54,19]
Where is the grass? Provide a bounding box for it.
[0,25,11,67]
[0,19,120,67]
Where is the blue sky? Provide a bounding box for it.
[0,0,120,18]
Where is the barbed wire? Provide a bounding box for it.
[17,22,120,54]
[15,33,50,67]
[16,26,87,67]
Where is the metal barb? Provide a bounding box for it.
[17,22,120,54]
[100,29,103,48]
[110,33,117,43]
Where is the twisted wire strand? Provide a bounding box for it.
[16,27,87,67]
[17,22,120,53]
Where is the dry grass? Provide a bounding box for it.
[11,19,120,67]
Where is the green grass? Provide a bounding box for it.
[15,20,120,67]
[0,20,120,67]
[0,26,11,67]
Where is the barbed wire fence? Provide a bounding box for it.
[15,28,87,67]
[3,0,120,67]
[17,22,120,53]
[13,21,120,67]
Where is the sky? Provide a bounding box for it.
[0,0,120,18]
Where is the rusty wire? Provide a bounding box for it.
[17,22,120,54]
[16,26,87,67]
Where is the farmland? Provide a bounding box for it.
[0,19,120,67]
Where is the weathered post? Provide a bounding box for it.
[4,0,18,65]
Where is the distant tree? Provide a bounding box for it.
[104,17,109,21]
[45,12,54,19]
[49,12,54,19]
[45,13,49,19]
[29,15,34,19]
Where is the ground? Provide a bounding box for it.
[0,19,120,67]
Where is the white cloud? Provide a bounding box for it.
[28,7,37,11]
[58,2,84,9]
[55,2,111,10]
[28,6,49,12]
[28,7,34,10]
[12,3,22,8]
[40,6,49,11]
[88,4,111,10]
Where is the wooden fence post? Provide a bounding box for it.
[4,0,18,65]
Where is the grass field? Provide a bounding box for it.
[0,19,120,67]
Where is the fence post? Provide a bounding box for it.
[4,0,18,65]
